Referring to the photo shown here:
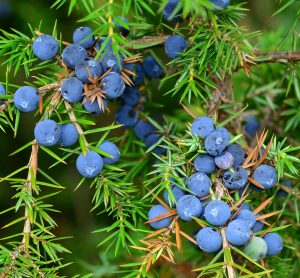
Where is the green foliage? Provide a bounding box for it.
[0,0,300,277]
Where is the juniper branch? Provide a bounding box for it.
[21,141,39,255]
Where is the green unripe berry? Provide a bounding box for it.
[243,236,268,261]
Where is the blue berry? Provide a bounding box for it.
[164,35,188,59]
[32,34,59,61]
[163,0,181,22]
[222,166,248,190]
[191,116,214,138]
[75,57,103,83]
[277,178,292,197]
[133,120,156,141]
[76,150,103,178]
[196,227,222,253]
[194,154,216,174]
[123,63,145,86]
[115,16,129,37]
[83,99,107,115]
[244,116,259,136]
[252,214,264,233]
[14,86,39,112]
[34,119,61,147]
[163,184,186,207]
[73,26,95,49]
[102,72,125,99]
[204,127,230,156]
[115,105,138,127]
[210,0,230,9]
[0,84,6,104]
[96,37,113,52]
[143,56,163,78]
[263,233,283,256]
[98,141,120,165]
[243,236,268,261]
[133,64,145,86]
[235,209,256,228]
[61,77,84,103]
[215,152,234,170]
[62,44,88,69]
[253,164,277,189]
[148,205,171,229]
[120,87,141,106]
[240,202,250,210]
[204,200,231,226]
[187,172,212,197]
[100,51,123,73]
[59,124,78,147]
[145,134,166,155]
[0,1,11,18]
[227,144,245,167]
[176,194,202,221]
[225,219,251,246]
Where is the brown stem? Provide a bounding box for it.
[64,101,89,148]
[22,141,39,255]
[38,82,61,94]
[207,75,233,118]
[253,51,300,64]
[125,35,170,50]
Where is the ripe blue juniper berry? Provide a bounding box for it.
[76,151,103,179]
[214,151,234,170]
[83,99,107,114]
[142,55,164,78]
[148,204,171,229]
[263,233,283,256]
[75,57,103,84]
[163,0,181,22]
[114,16,130,37]
[225,219,251,246]
[62,44,88,69]
[13,86,40,112]
[72,26,95,49]
[252,164,278,189]
[100,51,124,73]
[244,115,260,136]
[98,141,120,165]
[234,209,256,229]
[32,34,59,61]
[196,227,222,253]
[164,35,188,59]
[193,154,216,174]
[187,172,212,197]
[101,72,125,99]
[252,214,264,233]
[61,77,84,103]
[176,194,202,221]
[204,200,231,226]
[226,143,245,167]
[59,123,79,147]
[163,184,186,207]
[34,119,61,147]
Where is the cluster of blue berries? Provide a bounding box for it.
[147,116,283,262]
